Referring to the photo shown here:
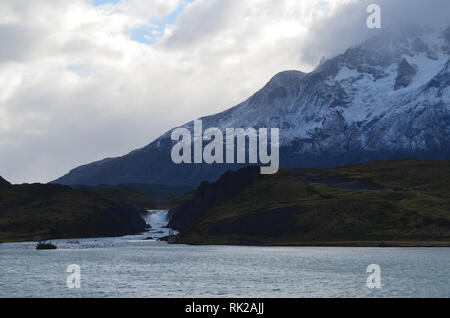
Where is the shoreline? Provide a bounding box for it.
[4,237,449,248]
[174,240,450,248]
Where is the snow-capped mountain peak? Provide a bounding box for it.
[53,24,450,186]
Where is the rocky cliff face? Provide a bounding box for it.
[54,24,450,187]
[168,166,262,231]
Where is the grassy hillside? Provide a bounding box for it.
[0,179,156,242]
[169,160,450,246]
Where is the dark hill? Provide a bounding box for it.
[0,176,11,187]
[169,160,450,246]
[0,183,156,242]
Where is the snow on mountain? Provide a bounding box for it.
[54,24,450,186]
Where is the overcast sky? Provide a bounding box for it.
[0,0,449,184]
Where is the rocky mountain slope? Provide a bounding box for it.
[54,24,450,187]
[168,160,450,246]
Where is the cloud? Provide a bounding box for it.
[0,0,447,183]
[300,0,450,65]
[0,25,46,62]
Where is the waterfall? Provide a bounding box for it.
[143,210,169,229]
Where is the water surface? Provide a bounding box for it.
[0,211,448,298]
